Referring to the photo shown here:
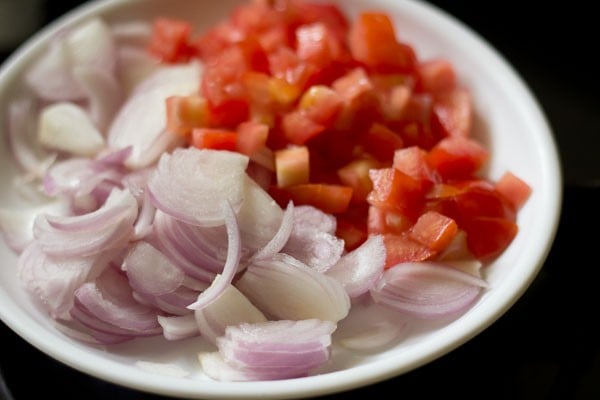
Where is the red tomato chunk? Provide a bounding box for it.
[151,0,531,266]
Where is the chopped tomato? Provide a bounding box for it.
[149,1,530,266]
[282,183,353,214]
[382,233,435,269]
[275,146,310,187]
[165,95,209,138]
[148,18,194,63]
[461,217,518,260]
[358,123,404,163]
[431,87,472,138]
[191,128,237,151]
[348,12,417,73]
[337,158,380,203]
[426,136,489,180]
[367,168,425,218]
[408,210,458,253]
[236,120,269,156]
[416,59,457,95]
[494,171,532,211]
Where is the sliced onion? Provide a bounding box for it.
[33,188,137,257]
[334,298,410,353]
[72,265,162,336]
[115,45,161,95]
[157,314,199,341]
[249,200,293,261]
[326,235,386,298]
[108,62,200,169]
[148,148,249,226]
[38,102,106,157]
[194,284,267,346]
[186,202,242,310]
[369,261,488,319]
[282,205,344,272]
[199,319,335,381]
[123,241,184,296]
[236,254,350,322]
[17,242,106,319]
[73,66,123,132]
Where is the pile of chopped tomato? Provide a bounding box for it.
[149,0,531,268]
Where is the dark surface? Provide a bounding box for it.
[1,1,598,399]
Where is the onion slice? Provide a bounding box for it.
[369,262,488,319]
[148,148,249,226]
[199,319,336,381]
[236,254,350,322]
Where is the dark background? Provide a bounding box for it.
[1,1,598,399]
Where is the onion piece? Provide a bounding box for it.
[186,202,242,310]
[157,314,199,341]
[123,241,184,296]
[282,205,344,272]
[326,235,386,298]
[236,254,350,322]
[148,148,249,226]
[369,261,488,319]
[17,242,107,319]
[73,66,123,132]
[38,102,106,157]
[334,298,410,353]
[33,188,137,257]
[199,319,336,381]
[107,62,200,169]
[194,284,267,346]
[249,200,293,261]
[72,265,162,336]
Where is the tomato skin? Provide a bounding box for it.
[165,95,209,138]
[408,210,458,253]
[426,136,489,180]
[236,120,269,156]
[461,217,518,260]
[282,183,353,214]
[494,171,532,211]
[382,233,435,269]
[191,128,238,151]
[348,12,417,73]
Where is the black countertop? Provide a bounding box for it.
[1,1,598,399]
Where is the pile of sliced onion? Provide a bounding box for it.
[0,16,491,382]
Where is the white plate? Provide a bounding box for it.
[0,0,562,398]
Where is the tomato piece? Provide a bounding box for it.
[358,123,404,163]
[335,217,368,251]
[461,217,518,260]
[393,146,437,186]
[494,171,532,211]
[191,128,237,151]
[431,87,472,138]
[367,206,412,235]
[281,110,326,145]
[408,210,458,253]
[236,120,269,156]
[275,146,310,188]
[284,183,353,214]
[426,136,489,180]
[416,59,457,95]
[298,85,343,126]
[382,233,435,269]
[348,12,417,73]
[165,95,209,138]
[337,158,380,203]
[367,168,425,218]
[148,17,194,63]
